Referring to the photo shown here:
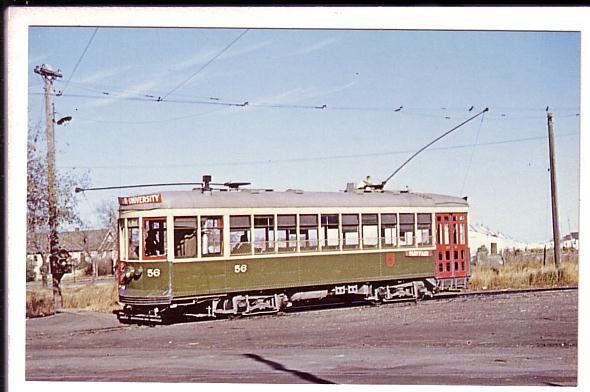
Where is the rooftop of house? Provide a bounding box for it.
[27,228,115,254]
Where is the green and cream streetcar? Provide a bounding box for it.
[116,176,470,323]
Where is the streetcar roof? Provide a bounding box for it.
[118,189,468,211]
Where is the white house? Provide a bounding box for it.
[27,228,116,280]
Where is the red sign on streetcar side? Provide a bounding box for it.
[385,253,396,267]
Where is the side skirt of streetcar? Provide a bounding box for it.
[116,275,468,324]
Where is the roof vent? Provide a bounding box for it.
[287,189,304,194]
[345,183,356,193]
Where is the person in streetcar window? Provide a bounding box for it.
[145,229,160,256]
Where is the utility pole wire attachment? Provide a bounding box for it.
[379,107,489,189]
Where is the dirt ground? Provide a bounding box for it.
[24,289,578,386]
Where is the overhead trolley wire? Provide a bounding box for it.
[60,27,99,95]
[162,29,250,100]
[379,108,489,189]
[34,90,580,119]
[460,110,486,195]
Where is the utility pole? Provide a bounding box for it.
[34,64,64,308]
[546,112,562,269]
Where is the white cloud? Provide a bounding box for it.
[171,38,273,73]
[219,39,273,60]
[172,48,221,71]
[289,37,338,56]
[76,65,134,84]
[82,79,159,109]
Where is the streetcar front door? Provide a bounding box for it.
[435,213,469,284]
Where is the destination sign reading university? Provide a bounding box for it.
[118,193,162,206]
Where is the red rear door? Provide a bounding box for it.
[435,213,469,280]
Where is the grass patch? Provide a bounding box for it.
[469,260,578,290]
[62,280,121,312]
[26,279,121,317]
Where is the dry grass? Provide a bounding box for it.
[62,280,121,312]
[26,280,121,317]
[469,260,578,290]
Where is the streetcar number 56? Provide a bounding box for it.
[147,268,161,278]
[234,264,248,273]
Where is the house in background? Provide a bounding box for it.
[468,223,529,259]
[27,228,116,281]
[562,232,579,250]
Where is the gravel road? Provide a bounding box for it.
[25,289,578,385]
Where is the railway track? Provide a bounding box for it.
[285,286,578,314]
[124,285,580,324]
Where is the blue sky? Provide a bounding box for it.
[27,26,580,243]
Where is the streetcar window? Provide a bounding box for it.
[454,261,459,271]
[174,217,197,258]
[381,213,397,248]
[143,218,167,258]
[342,214,359,249]
[127,218,140,260]
[459,223,466,244]
[439,263,444,272]
[299,214,318,251]
[321,214,339,250]
[254,215,275,254]
[277,215,297,253]
[443,224,450,245]
[452,223,459,244]
[399,213,415,246]
[230,215,251,256]
[446,262,451,272]
[416,213,432,245]
[462,261,466,271]
[201,216,223,257]
[118,218,125,260]
[362,214,378,248]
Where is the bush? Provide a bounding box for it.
[26,289,54,317]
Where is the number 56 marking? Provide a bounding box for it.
[146,268,161,278]
[234,264,248,273]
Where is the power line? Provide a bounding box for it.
[30,91,581,123]
[75,106,227,124]
[60,27,99,95]
[47,79,584,118]
[162,29,249,100]
[59,131,578,170]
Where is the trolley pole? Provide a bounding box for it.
[546,112,562,269]
[34,64,63,308]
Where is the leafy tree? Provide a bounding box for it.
[27,123,90,290]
